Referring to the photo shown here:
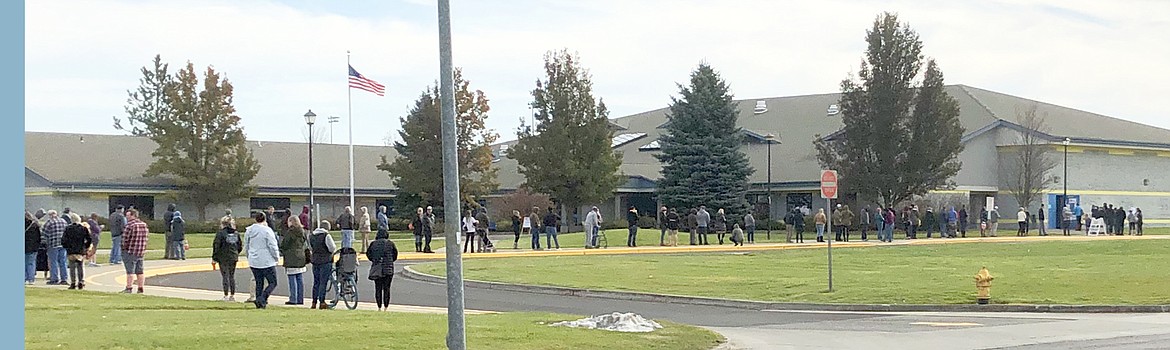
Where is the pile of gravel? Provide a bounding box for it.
[550,312,663,333]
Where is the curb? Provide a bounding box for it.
[401,266,1170,314]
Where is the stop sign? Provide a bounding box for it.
[821,170,838,199]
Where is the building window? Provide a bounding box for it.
[250,197,291,212]
[109,195,155,220]
[786,193,812,213]
[612,133,647,148]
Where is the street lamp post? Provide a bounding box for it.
[1062,137,1070,228]
[765,133,776,240]
[305,110,317,229]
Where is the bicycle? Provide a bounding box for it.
[327,247,359,310]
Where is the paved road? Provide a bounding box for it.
[151,259,1170,350]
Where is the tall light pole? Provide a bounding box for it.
[305,110,317,229]
[437,1,466,348]
[765,133,777,240]
[327,115,339,144]
[1062,137,1070,227]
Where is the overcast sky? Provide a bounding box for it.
[25,0,1170,146]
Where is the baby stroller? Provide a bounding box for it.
[328,247,360,310]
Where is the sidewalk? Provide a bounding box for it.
[27,257,491,315]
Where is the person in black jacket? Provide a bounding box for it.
[212,217,242,301]
[366,229,398,311]
[665,208,680,247]
[411,207,425,253]
[626,206,639,247]
[62,213,92,290]
[25,212,42,285]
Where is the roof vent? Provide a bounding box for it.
[827,104,840,116]
[753,101,767,114]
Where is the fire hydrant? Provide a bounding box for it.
[974,267,994,305]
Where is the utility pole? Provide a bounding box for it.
[437,1,466,349]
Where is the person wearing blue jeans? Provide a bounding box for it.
[286,273,304,305]
[108,206,126,264]
[25,213,41,284]
[48,247,68,284]
[25,253,37,284]
[545,226,559,250]
[251,267,278,308]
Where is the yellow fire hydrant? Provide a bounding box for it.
[974,267,994,305]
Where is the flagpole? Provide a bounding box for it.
[347,51,356,213]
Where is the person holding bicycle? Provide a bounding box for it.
[308,220,337,310]
[366,228,398,311]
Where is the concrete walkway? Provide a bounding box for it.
[27,257,492,315]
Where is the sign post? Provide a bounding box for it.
[820,170,838,292]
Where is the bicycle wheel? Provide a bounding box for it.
[328,271,341,309]
[343,275,359,310]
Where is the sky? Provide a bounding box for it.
[25,0,1170,146]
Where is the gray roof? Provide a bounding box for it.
[492,84,1170,191]
[25,131,398,194]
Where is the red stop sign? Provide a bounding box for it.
[821,170,838,199]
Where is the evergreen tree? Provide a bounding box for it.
[656,63,753,216]
[508,49,623,226]
[115,56,260,220]
[377,68,498,216]
[815,12,964,207]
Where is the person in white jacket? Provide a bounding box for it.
[245,212,280,309]
[462,210,478,253]
[583,207,601,249]
[1016,207,1028,237]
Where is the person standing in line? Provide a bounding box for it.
[298,205,311,230]
[1061,205,1074,236]
[923,207,937,238]
[475,208,491,252]
[263,206,276,230]
[336,206,356,249]
[1127,208,1138,235]
[423,206,436,253]
[814,208,827,243]
[462,210,478,253]
[25,212,42,285]
[1037,204,1048,236]
[121,209,149,293]
[583,206,601,249]
[831,205,844,242]
[82,213,101,267]
[511,209,522,250]
[946,207,958,238]
[171,210,187,260]
[686,208,698,245]
[377,205,390,232]
[108,206,126,265]
[212,216,242,302]
[1135,208,1144,236]
[308,220,336,310]
[1016,207,1027,237]
[841,205,855,242]
[872,208,884,243]
[666,208,680,247]
[626,206,639,247]
[743,212,756,244]
[280,215,308,306]
[245,212,280,309]
[884,207,897,242]
[40,210,68,285]
[988,206,1000,237]
[359,206,372,253]
[163,204,176,260]
[979,206,989,237]
[528,207,542,250]
[1073,204,1084,231]
[908,205,920,240]
[713,208,728,245]
[411,207,425,253]
[792,208,806,243]
[859,207,871,242]
[543,207,561,250]
[658,206,668,246]
[696,206,711,245]
[62,213,92,290]
[366,228,398,311]
[958,206,969,238]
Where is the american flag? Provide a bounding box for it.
[349,65,385,96]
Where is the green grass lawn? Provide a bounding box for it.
[24,289,720,350]
[416,239,1170,305]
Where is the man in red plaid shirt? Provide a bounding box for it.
[121,209,149,294]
